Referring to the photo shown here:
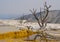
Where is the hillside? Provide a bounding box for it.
[17,10,60,23]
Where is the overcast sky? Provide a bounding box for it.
[0,0,60,19]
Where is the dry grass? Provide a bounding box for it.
[0,29,60,42]
[0,29,36,39]
[0,38,60,42]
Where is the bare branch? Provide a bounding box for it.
[30,9,42,27]
[42,2,51,23]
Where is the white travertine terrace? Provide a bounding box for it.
[0,20,60,33]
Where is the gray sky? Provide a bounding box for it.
[0,0,60,19]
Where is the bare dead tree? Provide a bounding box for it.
[30,2,51,30]
[30,2,51,42]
